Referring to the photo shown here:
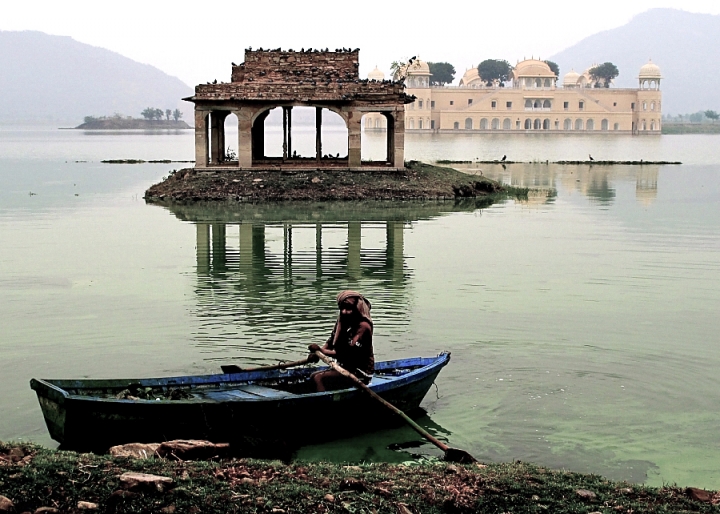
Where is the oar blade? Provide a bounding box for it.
[444,447,478,464]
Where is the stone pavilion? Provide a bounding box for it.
[185,49,414,170]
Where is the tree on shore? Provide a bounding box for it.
[165,109,172,121]
[428,62,456,85]
[544,60,560,78]
[141,107,157,120]
[173,109,183,121]
[477,59,512,86]
[704,110,719,122]
[589,62,619,88]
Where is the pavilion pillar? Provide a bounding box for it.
[347,222,361,280]
[211,224,227,273]
[315,107,322,162]
[282,107,289,160]
[287,107,293,158]
[386,221,404,282]
[196,223,210,274]
[237,109,252,168]
[386,113,395,164]
[239,222,253,271]
[347,110,362,168]
[392,108,405,168]
[194,110,209,168]
[210,111,223,164]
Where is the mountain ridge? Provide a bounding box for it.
[0,30,193,124]
[549,8,720,114]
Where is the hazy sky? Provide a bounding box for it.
[3,0,720,86]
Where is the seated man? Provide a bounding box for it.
[309,290,374,392]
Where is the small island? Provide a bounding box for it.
[76,108,191,130]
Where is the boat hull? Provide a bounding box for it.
[31,354,450,452]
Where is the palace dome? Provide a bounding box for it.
[459,67,481,86]
[639,60,661,79]
[514,59,555,78]
[406,59,431,75]
[563,69,580,86]
[368,66,385,81]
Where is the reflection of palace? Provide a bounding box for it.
[365,59,662,135]
[461,163,660,207]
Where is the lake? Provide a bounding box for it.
[1,127,719,488]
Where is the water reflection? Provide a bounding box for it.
[158,200,489,364]
[454,163,661,207]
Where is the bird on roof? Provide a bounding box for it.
[501,155,507,162]
[589,154,595,161]
[232,62,237,66]
[213,79,217,84]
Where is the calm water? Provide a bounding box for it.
[1,127,719,488]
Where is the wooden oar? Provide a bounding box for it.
[221,357,311,374]
[313,351,477,464]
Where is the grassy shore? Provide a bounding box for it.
[144,161,528,203]
[1,443,718,513]
[662,124,720,134]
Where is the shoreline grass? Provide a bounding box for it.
[1,443,718,513]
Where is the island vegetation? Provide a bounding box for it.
[1,442,718,513]
[76,108,191,130]
[662,109,720,133]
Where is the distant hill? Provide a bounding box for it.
[0,31,193,125]
[549,9,720,115]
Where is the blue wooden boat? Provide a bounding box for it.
[30,353,450,452]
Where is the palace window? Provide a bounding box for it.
[431,101,435,108]
[468,99,473,105]
[418,100,423,109]
[506,101,512,109]
[431,120,435,129]
[631,102,635,110]
[613,102,617,107]
[564,101,569,110]
[579,101,584,111]
[453,121,459,129]
[491,100,497,109]
[450,101,454,106]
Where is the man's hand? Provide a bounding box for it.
[308,343,322,353]
[307,353,320,363]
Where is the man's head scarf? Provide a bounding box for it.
[332,290,372,345]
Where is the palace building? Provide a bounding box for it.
[364,59,662,135]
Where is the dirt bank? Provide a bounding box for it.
[1,443,718,513]
[144,161,526,203]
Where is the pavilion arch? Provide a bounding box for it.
[542,118,550,130]
[543,100,551,109]
[575,119,584,131]
[524,118,532,130]
[467,118,475,130]
[453,121,460,130]
[650,120,656,131]
[601,119,609,131]
[586,119,595,131]
[409,118,415,129]
[360,111,398,165]
[491,118,500,130]
[503,118,512,130]
[564,118,572,130]
[249,104,351,164]
[533,118,541,130]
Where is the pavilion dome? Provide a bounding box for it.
[406,59,431,75]
[368,66,385,81]
[563,69,580,86]
[459,67,482,86]
[639,60,662,79]
[513,59,555,79]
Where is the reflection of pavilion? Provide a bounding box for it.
[195,220,405,284]
[157,200,484,361]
